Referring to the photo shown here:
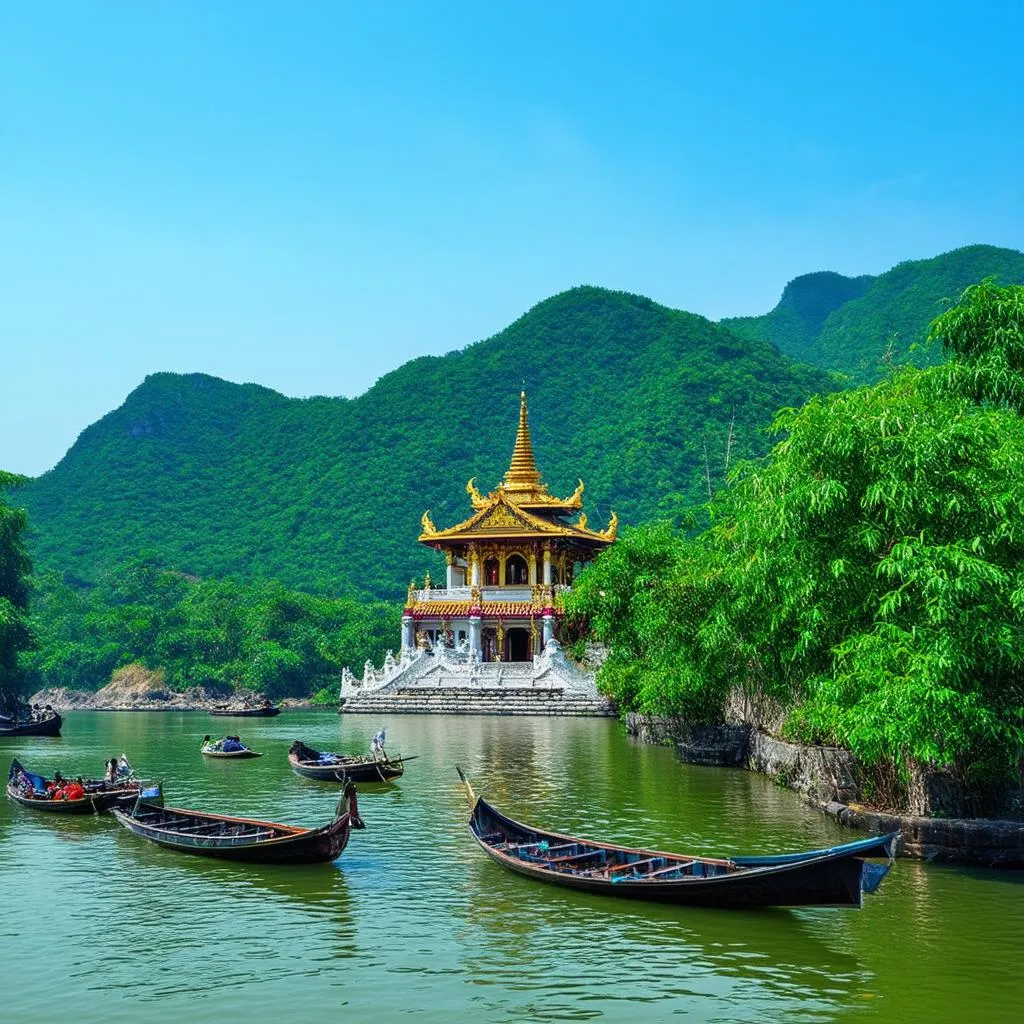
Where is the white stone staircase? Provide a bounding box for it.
[341,686,613,716]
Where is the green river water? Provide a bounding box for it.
[1,711,1021,1023]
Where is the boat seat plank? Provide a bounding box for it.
[608,858,660,875]
[647,861,693,878]
[546,849,605,864]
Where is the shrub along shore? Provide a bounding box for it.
[567,282,1024,833]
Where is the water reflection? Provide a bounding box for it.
[2,711,1023,1023]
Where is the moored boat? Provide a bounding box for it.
[456,767,896,909]
[287,740,413,783]
[111,783,364,863]
[7,757,140,814]
[200,735,262,758]
[0,711,63,738]
[209,702,281,718]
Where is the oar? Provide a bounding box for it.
[455,766,477,809]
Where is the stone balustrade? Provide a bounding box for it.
[409,584,571,604]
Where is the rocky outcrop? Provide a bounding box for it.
[32,664,249,712]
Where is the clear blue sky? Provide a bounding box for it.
[2,1,1021,476]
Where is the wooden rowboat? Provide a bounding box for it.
[111,783,364,863]
[288,740,412,783]
[0,711,62,738]
[456,767,896,909]
[209,705,281,718]
[200,735,262,758]
[7,758,140,814]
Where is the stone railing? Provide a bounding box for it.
[341,637,599,700]
[482,586,533,602]
[411,587,472,602]
[408,585,571,605]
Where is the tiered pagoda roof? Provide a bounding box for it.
[419,392,617,548]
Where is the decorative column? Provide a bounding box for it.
[542,613,555,646]
[402,615,416,653]
[469,544,481,587]
[445,549,456,589]
[495,624,505,662]
[528,550,538,585]
[542,543,552,585]
[469,587,483,658]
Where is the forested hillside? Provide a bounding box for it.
[569,282,1024,810]
[22,287,834,599]
[724,245,1024,377]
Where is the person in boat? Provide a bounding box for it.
[46,771,65,796]
[104,758,119,784]
[221,736,244,753]
[370,728,387,761]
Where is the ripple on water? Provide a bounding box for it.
[3,711,1024,1023]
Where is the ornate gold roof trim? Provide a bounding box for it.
[418,488,616,546]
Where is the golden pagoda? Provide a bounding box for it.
[405,392,617,662]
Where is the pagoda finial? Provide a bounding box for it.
[503,390,543,492]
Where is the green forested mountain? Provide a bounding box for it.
[723,245,1024,377]
[22,287,833,599]
[569,282,1024,806]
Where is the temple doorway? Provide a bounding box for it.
[505,627,531,662]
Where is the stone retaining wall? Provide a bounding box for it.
[625,715,1024,865]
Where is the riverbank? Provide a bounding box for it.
[30,663,306,712]
[626,715,1024,866]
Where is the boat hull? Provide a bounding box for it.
[463,779,895,910]
[201,749,262,759]
[288,752,404,783]
[209,708,281,718]
[0,713,63,738]
[6,782,139,814]
[112,802,354,864]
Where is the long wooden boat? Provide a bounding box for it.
[111,783,365,863]
[288,740,413,783]
[200,736,262,758]
[209,705,281,718]
[7,758,139,814]
[0,711,63,738]
[456,768,896,909]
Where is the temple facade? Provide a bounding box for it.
[407,391,616,661]
[339,393,617,714]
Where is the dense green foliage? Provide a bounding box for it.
[569,282,1024,789]
[724,245,1024,378]
[0,470,34,702]
[23,287,834,598]
[24,558,400,698]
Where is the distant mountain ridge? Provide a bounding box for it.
[723,244,1024,375]
[20,244,1024,599]
[22,287,832,598]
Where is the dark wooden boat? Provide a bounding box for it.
[288,740,413,783]
[0,711,63,738]
[200,735,262,758]
[456,768,896,909]
[111,783,365,863]
[7,758,139,814]
[209,705,281,718]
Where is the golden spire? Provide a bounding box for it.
[503,391,543,493]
